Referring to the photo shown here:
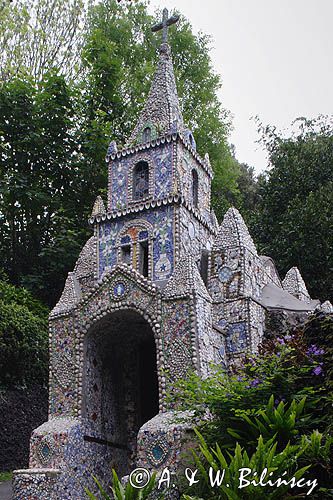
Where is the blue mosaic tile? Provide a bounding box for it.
[152,444,164,460]
[120,235,131,245]
[218,266,234,283]
[98,206,174,281]
[146,436,170,467]
[113,282,126,297]
[226,322,247,353]
[41,443,50,459]
[138,230,148,240]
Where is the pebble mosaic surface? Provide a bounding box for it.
[14,25,328,500]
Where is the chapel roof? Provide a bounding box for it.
[282,267,311,302]
[126,10,185,145]
[213,207,257,254]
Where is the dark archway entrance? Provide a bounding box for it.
[83,310,159,476]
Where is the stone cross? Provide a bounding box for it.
[152,8,180,43]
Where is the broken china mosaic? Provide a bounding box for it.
[108,142,174,211]
[98,205,174,281]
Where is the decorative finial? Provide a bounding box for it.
[91,195,106,218]
[152,8,179,44]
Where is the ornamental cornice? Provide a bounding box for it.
[89,194,218,235]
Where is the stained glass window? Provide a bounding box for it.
[133,161,149,200]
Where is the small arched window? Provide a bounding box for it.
[142,127,151,143]
[133,161,149,200]
[192,169,199,208]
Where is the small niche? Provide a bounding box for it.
[121,245,131,264]
[139,240,149,277]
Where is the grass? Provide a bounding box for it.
[0,471,12,482]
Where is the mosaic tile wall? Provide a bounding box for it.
[208,207,291,361]
[209,247,244,302]
[178,205,215,263]
[14,418,114,499]
[176,141,212,221]
[136,411,195,474]
[195,295,224,377]
[213,297,265,359]
[49,317,77,417]
[108,142,174,211]
[98,205,174,281]
[248,300,266,353]
[209,246,283,305]
[161,301,194,388]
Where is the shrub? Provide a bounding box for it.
[85,469,159,500]
[172,313,332,446]
[182,430,321,499]
[0,277,49,387]
[171,313,333,497]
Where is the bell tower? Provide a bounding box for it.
[91,8,217,285]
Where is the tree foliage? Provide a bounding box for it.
[0,72,89,304]
[250,116,333,301]
[0,0,84,82]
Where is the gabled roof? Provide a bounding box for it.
[50,272,81,317]
[74,236,97,280]
[213,207,257,254]
[282,267,311,302]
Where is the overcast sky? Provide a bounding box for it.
[148,0,333,172]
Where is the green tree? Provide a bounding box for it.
[236,162,259,216]
[251,116,333,301]
[0,72,88,305]
[0,0,84,82]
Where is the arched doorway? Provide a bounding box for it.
[82,309,159,477]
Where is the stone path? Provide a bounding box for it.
[0,481,12,500]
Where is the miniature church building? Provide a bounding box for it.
[13,9,330,499]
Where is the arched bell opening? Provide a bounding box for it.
[82,309,159,476]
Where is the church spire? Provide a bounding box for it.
[126,8,184,146]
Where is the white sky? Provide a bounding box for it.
[148,0,333,172]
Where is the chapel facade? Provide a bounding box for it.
[13,10,331,499]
